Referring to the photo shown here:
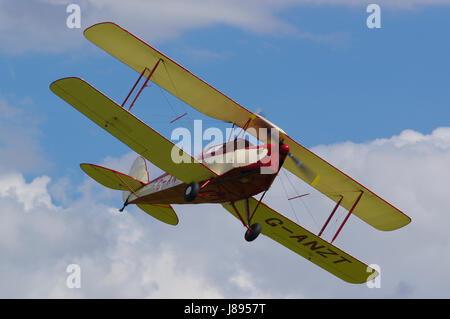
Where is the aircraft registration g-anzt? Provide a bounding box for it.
[50,22,411,284]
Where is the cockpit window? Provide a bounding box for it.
[205,145,222,154]
[221,138,253,153]
[203,138,253,156]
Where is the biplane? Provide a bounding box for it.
[50,22,411,284]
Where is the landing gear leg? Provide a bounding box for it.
[230,199,262,242]
[243,198,261,241]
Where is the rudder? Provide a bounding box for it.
[123,156,150,203]
[129,156,150,183]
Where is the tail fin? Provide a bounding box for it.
[122,156,150,203]
[128,156,150,183]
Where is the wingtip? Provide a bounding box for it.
[50,76,83,87]
[83,21,120,37]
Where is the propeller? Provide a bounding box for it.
[249,108,320,185]
[286,151,319,185]
[254,108,266,118]
[259,117,319,185]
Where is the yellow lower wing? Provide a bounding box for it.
[50,77,217,183]
[222,198,378,284]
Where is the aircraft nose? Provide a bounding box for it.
[280,144,290,154]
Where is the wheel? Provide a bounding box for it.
[184,182,200,202]
[244,223,262,242]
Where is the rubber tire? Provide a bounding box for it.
[184,182,200,202]
[244,223,262,242]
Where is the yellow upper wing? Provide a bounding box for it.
[50,77,217,183]
[83,22,410,231]
[222,198,378,284]
[84,22,258,130]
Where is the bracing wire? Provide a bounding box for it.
[278,172,300,224]
[157,85,178,117]
[161,60,194,121]
[282,169,320,230]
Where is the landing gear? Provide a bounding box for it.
[244,223,262,242]
[184,182,200,202]
[229,200,263,242]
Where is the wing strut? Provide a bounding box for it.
[126,58,163,112]
[122,67,146,107]
[331,191,364,243]
[318,195,343,237]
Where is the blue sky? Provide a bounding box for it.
[2,3,449,183]
[0,0,450,298]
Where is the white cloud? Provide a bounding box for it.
[0,127,450,298]
[0,0,294,53]
[0,170,226,298]
[302,127,450,297]
[0,173,53,211]
[2,0,449,53]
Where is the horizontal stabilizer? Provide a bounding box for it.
[80,163,145,191]
[137,204,178,225]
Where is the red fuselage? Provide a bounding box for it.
[130,142,289,205]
